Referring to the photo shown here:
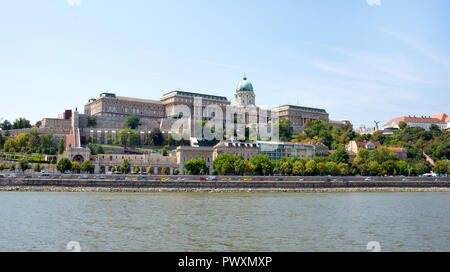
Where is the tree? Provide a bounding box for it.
[35,121,42,128]
[398,121,407,130]
[433,160,448,175]
[134,166,141,174]
[173,168,180,175]
[305,160,317,176]
[120,159,131,174]
[96,145,105,154]
[0,120,12,130]
[292,161,305,176]
[71,161,81,173]
[123,115,141,129]
[115,129,140,147]
[147,165,153,175]
[330,147,349,164]
[81,160,95,174]
[368,161,381,176]
[88,143,96,155]
[39,134,57,155]
[221,161,234,175]
[368,147,397,164]
[161,167,169,175]
[0,164,5,171]
[58,138,65,154]
[317,162,327,176]
[9,164,15,171]
[33,163,41,173]
[57,158,72,173]
[277,118,293,141]
[326,161,339,176]
[250,155,272,176]
[110,166,116,173]
[214,154,238,175]
[337,163,350,176]
[12,118,32,129]
[150,128,164,146]
[19,158,30,172]
[184,158,209,175]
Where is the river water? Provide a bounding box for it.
[0,192,448,252]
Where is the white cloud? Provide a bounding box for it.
[67,0,81,6]
[366,0,381,6]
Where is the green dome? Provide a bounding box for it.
[236,77,254,92]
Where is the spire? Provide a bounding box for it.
[243,72,247,80]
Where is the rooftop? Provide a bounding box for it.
[272,104,328,114]
[161,90,229,101]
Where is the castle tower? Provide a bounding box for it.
[235,75,256,106]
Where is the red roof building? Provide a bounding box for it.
[383,114,447,131]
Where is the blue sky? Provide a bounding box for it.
[0,0,449,129]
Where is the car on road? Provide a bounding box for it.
[199,177,206,181]
[365,177,375,181]
[275,178,284,181]
[207,176,217,181]
[298,178,305,182]
[25,175,32,179]
[53,175,62,179]
[0,174,5,178]
[333,178,349,182]
[137,175,147,180]
[94,176,105,180]
[79,176,89,180]
[39,173,51,178]
[177,177,186,181]
[114,177,124,181]
[9,174,17,178]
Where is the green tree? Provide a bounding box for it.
[330,147,349,164]
[134,166,141,174]
[81,160,95,174]
[120,159,131,174]
[9,164,15,171]
[277,118,294,141]
[326,161,339,176]
[184,158,209,175]
[115,129,140,147]
[398,121,407,130]
[305,160,317,176]
[12,118,31,129]
[58,138,65,154]
[337,163,350,176]
[292,161,305,176]
[150,128,165,146]
[147,165,153,175]
[368,161,381,176]
[19,158,30,172]
[173,168,180,175]
[0,120,12,130]
[123,115,141,129]
[433,160,448,175]
[96,145,105,154]
[57,158,72,173]
[33,163,41,172]
[71,161,81,173]
[250,155,272,176]
[317,162,327,176]
[161,167,169,175]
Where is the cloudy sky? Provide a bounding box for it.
[0,0,449,129]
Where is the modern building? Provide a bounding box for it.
[383,114,447,131]
[257,141,315,161]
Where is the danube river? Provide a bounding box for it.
[0,192,448,251]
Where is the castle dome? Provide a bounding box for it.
[236,76,254,92]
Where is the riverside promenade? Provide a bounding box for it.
[0,176,449,193]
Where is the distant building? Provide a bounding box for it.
[346,140,407,162]
[272,105,329,135]
[213,140,258,161]
[383,114,447,131]
[257,141,315,161]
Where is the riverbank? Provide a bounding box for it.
[1,185,449,193]
[1,178,449,193]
